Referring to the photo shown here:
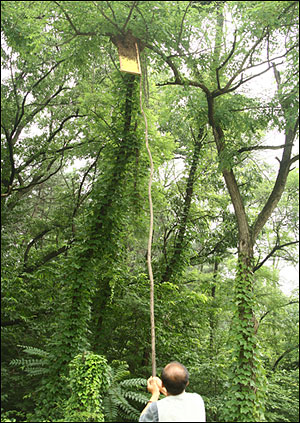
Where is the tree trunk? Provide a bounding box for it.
[162,127,204,282]
[207,92,263,421]
[206,79,298,419]
[209,260,218,356]
[91,74,140,348]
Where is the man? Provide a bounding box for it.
[139,361,206,422]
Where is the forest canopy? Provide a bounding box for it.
[1,1,299,422]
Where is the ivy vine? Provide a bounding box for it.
[223,258,267,422]
[64,352,110,423]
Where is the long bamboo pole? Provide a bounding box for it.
[139,75,156,377]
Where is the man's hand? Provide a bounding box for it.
[148,376,168,396]
[140,376,168,417]
[147,376,160,395]
[153,377,168,396]
[140,377,162,417]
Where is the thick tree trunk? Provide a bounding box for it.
[207,84,298,419]
[207,92,261,420]
[162,127,204,282]
[91,74,140,348]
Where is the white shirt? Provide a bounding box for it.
[139,391,206,422]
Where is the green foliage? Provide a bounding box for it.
[10,345,49,377]
[188,358,229,423]
[64,352,110,423]
[0,410,25,423]
[265,369,299,423]
[1,2,298,423]
[223,259,267,422]
[103,361,148,422]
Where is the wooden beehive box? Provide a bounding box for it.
[112,32,141,75]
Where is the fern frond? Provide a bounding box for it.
[17,345,49,358]
[118,407,140,422]
[114,391,140,420]
[102,362,146,421]
[124,390,149,404]
[9,358,49,376]
[10,358,26,367]
[10,349,49,377]
[110,360,130,383]
[120,377,147,388]
[25,368,50,376]
[103,394,119,422]
[10,358,46,367]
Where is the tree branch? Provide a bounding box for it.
[216,30,268,95]
[22,244,71,274]
[258,300,299,326]
[92,1,122,34]
[145,42,183,84]
[11,61,65,142]
[289,154,299,166]
[272,344,299,370]
[16,135,91,175]
[12,148,65,194]
[216,30,237,90]
[251,116,299,242]
[251,62,299,242]
[162,127,205,282]
[54,1,97,36]
[122,1,139,33]
[238,144,294,154]
[253,240,299,272]
[72,146,104,221]
[177,2,193,51]
[5,128,16,187]
[24,229,52,264]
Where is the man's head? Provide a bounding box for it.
[161,361,189,395]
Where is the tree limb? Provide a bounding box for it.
[258,300,299,326]
[272,344,299,370]
[177,2,193,51]
[54,1,97,36]
[251,117,299,242]
[122,1,139,33]
[253,240,299,272]
[10,60,65,145]
[12,149,65,194]
[289,154,299,166]
[72,145,104,221]
[216,30,237,90]
[238,144,294,154]
[216,30,268,95]
[92,1,122,34]
[22,244,71,274]
[24,229,52,264]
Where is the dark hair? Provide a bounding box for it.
[161,362,189,395]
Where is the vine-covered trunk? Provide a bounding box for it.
[162,127,204,283]
[36,74,141,419]
[228,244,266,422]
[207,91,265,421]
[91,73,141,349]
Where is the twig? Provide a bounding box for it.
[122,1,139,33]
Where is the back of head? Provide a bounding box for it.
[161,362,189,395]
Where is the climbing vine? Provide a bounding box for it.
[64,352,110,423]
[1,2,298,423]
[25,72,145,421]
[224,259,267,422]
